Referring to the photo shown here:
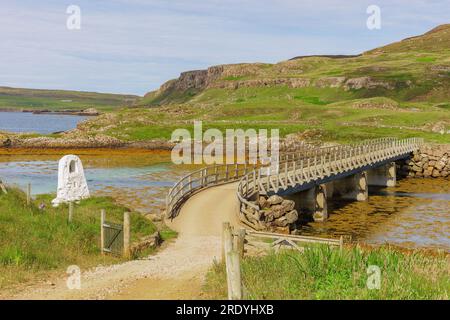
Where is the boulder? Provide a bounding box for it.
[266,195,284,205]
[280,199,295,212]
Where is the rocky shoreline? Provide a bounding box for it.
[0,108,100,116]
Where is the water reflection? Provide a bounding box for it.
[302,179,450,251]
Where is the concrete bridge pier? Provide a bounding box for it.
[367,162,397,187]
[312,184,328,222]
[286,184,329,222]
[331,172,368,201]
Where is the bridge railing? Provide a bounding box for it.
[237,137,423,230]
[166,137,422,220]
[166,143,340,219]
[166,163,260,219]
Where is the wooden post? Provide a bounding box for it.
[222,222,232,262]
[235,228,246,258]
[123,211,131,259]
[226,249,243,300]
[26,183,31,205]
[100,209,105,255]
[339,235,344,251]
[68,202,74,223]
[0,180,7,194]
[223,222,243,300]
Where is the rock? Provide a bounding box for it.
[131,231,161,256]
[266,195,284,205]
[285,210,299,223]
[82,108,99,116]
[280,199,295,212]
[432,169,441,177]
[258,196,268,208]
[435,161,446,170]
[52,155,90,207]
[273,210,299,227]
[344,76,394,91]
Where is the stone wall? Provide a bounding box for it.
[241,195,298,233]
[399,144,450,178]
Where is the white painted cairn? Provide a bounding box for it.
[52,155,90,207]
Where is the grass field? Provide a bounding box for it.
[0,87,139,112]
[0,187,160,289]
[203,245,450,300]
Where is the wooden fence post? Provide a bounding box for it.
[339,235,344,252]
[223,222,243,300]
[123,212,131,259]
[0,180,7,194]
[222,222,232,262]
[236,228,246,259]
[26,183,31,205]
[68,202,74,223]
[100,209,105,255]
[226,249,243,300]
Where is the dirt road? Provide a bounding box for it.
[10,183,239,300]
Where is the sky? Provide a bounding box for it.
[0,0,449,95]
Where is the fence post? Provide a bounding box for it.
[223,222,243,300]
[68,202,74,223]
[339,235,344,252]
[0,180,7,194]
[123,211,131,259]
[26,183,31,205]
[235,228,246,258]
[227,249,243,300]
[222,222,232,262]
[100,209,105,255]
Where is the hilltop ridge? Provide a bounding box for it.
[142,24,450,106]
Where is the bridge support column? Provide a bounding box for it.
[342,171,368,201]
[367,162,396,187]
[330,172,368,201]
[286,184,329,222]
[313,184,328,222]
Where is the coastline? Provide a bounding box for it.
[0,108,99,116]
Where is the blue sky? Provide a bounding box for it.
[1,0,449,95]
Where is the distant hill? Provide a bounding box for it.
[141,24,450,106]
[0,87,140,112]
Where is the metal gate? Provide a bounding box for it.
[102,221,123,255]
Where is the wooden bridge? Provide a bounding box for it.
[166,137,423,228]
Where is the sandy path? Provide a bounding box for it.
[9,183,239,300]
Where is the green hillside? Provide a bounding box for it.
[0,87,139,112]
[18,24,450,143]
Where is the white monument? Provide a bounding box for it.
[52,155,90,207]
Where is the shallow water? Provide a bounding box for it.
[301,179,450,251]
[0,149,449,251]
[0,149,193,214]
[0,111,87,134]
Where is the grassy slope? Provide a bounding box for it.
[0,87,140,112]
[204,245,449,300]
[0,188,156,289]
[76,25,450,143]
